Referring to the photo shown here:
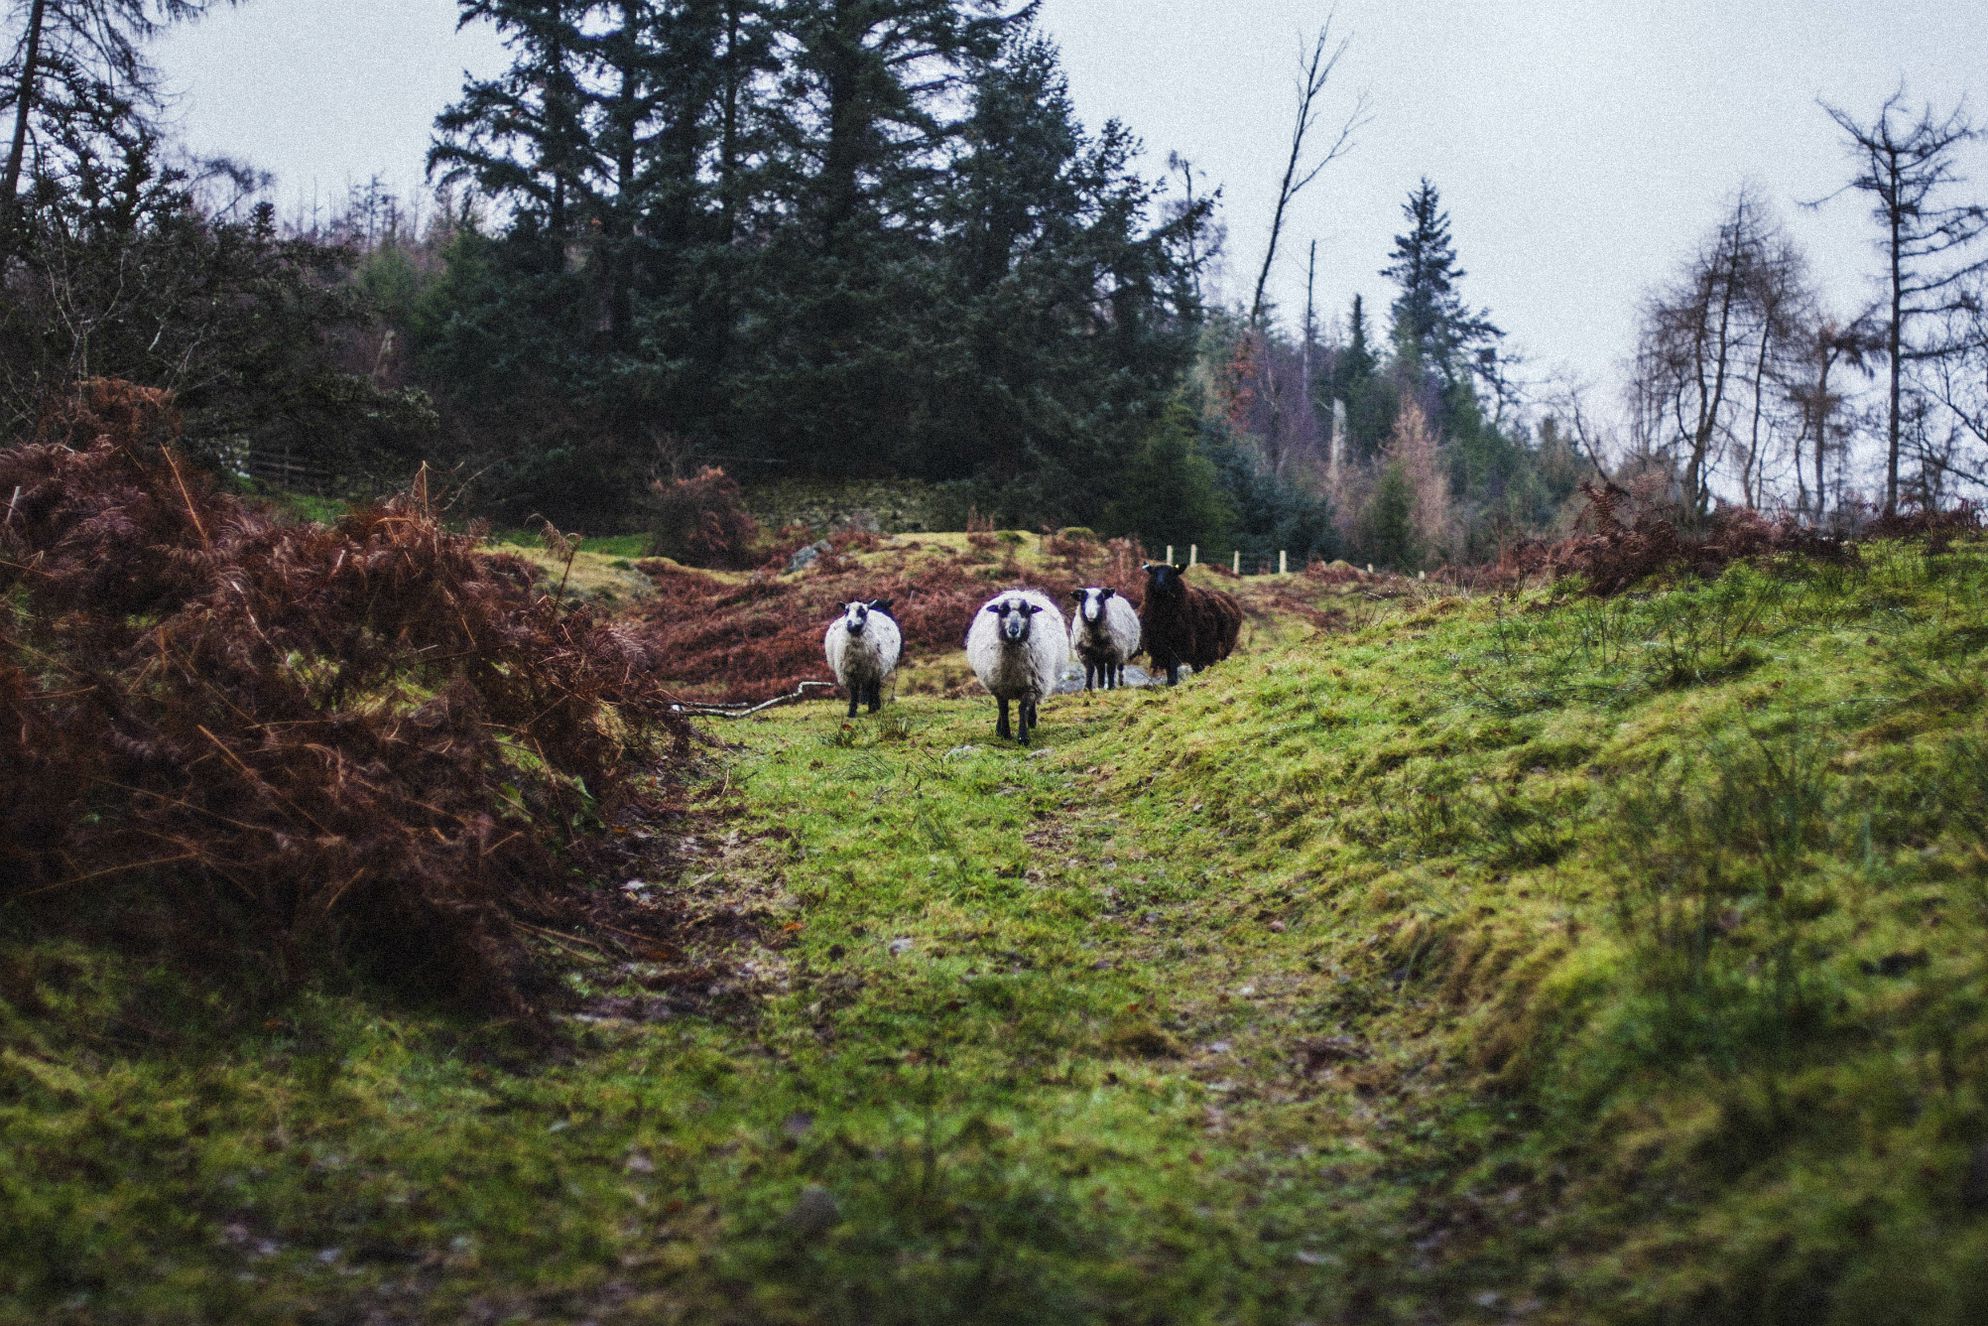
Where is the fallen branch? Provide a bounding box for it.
[670,680,838,718]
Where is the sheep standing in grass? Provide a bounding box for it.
[1068,586,1140,690]
[965,590,1068,743]
[1138,562,1242,686]
[823,599,901,717]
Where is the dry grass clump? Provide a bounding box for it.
[1500,481,1856,595]
[1,380,689,1013]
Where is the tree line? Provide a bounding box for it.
[3,2,1983,565]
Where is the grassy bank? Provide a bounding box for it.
[3,537,1985,1323]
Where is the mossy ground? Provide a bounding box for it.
[5,540,1987,1323]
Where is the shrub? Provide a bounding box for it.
[1500,481,1856,595]
[646,465,764,568]
[0,380,689,1013]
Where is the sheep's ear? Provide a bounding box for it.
[984,603,1001,614]
[1024,602,1042,614]
[1174,562,1189,574]
[1141,563,1158,574]
[868,597,892,614]
[1100,587,1115,600]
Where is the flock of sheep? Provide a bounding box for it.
[823,562,1245,744]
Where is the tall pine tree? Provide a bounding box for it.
[1382,178,1500,387]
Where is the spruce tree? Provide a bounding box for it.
[923,30,1205,491]
[1382,177,1500,386]
[430,0,596,237]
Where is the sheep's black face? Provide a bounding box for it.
[1143,563,1189,599]
[841,602,870,635]
[986,597,1041,641]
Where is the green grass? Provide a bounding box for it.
[5,539,1988,1323]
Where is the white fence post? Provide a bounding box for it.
[1189,543,1198,567]
[1165,543,1174,564]
[1232,550,1241,574]
[1279,550,1288,575]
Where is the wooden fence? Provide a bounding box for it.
[1161,542,1293,576]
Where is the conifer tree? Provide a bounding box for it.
[430,0,596,237]
[2,0,233,262]
[1382,178,1500,387]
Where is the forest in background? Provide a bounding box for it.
[4,0,1987,569]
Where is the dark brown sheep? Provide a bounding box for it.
[1137,562,1242,685]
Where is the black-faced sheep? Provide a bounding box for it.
[965,589,1068,743]
[1137,562,1242,685]
[1067,586,1141,690]
[823,598,901,717]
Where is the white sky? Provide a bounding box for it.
[155,0,1988,417]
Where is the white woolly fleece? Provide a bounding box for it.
[965,589,1068,702]
[1068,589,1141,665]
[823,605,902,692]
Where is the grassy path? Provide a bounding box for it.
[691,691,1439,1323]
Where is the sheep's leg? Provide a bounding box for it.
[866,681,881,713]
[1018,698,1034,745]
[997,697,1011,740]
[846,688,859,718]
[1167,662,1181,686]
[1084,661,1097,691]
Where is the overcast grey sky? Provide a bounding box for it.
[156,1,1988,412]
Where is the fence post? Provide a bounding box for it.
[1189,543,1198,567]
[1279,550,1288,575]
[1165,543,1174,565]
[1232,550,1241,575]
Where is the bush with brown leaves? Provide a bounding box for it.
[645,465,765,569]
[1,380,689,1013]
[1499,482,1856,596]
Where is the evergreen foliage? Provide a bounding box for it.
[1104,401,1236,555]
[1382,177,1501,387]
[409,1,1211,528]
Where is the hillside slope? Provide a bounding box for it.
[2,537,1985,1324]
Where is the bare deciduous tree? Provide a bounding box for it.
[1248,13,1369,328]
[1786,311,1883,521]
[1817,90,1988,514]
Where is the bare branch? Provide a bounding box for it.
[1249,13,1371,327]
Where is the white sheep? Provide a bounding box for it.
[823,598,902,717]
[1067,586,1141,691]
[965,589,1068,744]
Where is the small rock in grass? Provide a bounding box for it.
[787,1185,841,1237]
[888,937,914,956]
[624,1150,655,1176]
[785,539,832,573]
[782,1111,815,1138]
